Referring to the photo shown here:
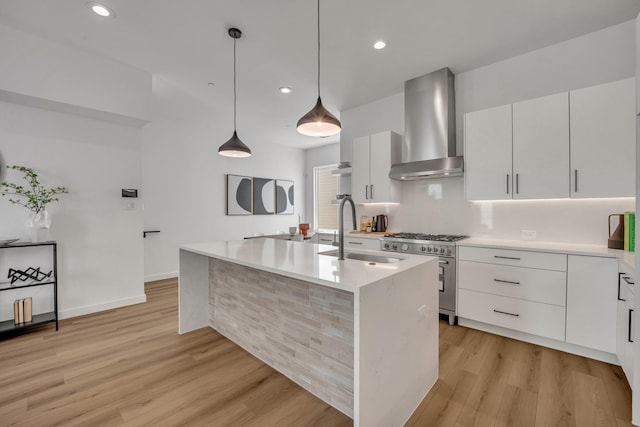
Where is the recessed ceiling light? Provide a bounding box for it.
[373,41,386,50]
[208,82,216,86]
[279,87,292,94]
[86,2,115,18]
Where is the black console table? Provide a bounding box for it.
[0,241,58,335]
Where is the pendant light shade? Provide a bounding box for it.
[297,96,341,137]
[296,0,341,137]
[219,27,251,158]
[218,130,251,158]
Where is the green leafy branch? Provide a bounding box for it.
[1,165,68,213]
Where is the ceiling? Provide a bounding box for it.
[0,0,638,149]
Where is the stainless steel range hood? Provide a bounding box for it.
[389,67,463,180]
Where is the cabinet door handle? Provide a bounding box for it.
[506,174,510,194]
[494,255,521,261]
[618,273,627,301]
[347,241,363,245]
[370,184,374,199]
[622,276,635,285]
[515,173,519,194]
[494,278,520,285]
[629,308,634,343]
[365,185,369,200]
[493,309,519,317]
[574,169,578,193]
[319,239,332,242]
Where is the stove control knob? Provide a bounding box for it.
[427,247,432,253]
[401,243,409,251]
[446,248,452,256]
[392,244,398,250]
[439,247,445,254]
[383,243,390,249]
[420,246,426,252]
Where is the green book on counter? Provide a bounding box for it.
[625,211,635,252]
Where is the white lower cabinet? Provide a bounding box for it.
[344,236,380,250]
[566,255,618,353]
[459,246,566,270]
[458,247,567,341]
[315,233,335,245]
[459,245,623,361]
[311,234,380,250]
[458,289,566,341]
[625,285,635,385]
[458,261,566,306]
[617,268,635,386]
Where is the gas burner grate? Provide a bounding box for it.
[385,233,468,242]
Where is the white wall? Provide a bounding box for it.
[0,24,152,125]
[141,76,306,282]
[0,25,150,320]
[340,93,404,163]
[455,20,636,148]
[0,101,145,320]
[339,20,636,245]
[304,143,340,230]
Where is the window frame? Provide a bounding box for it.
[313,163,339,232]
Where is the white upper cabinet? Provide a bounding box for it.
[351,131,401,204]
[464,78,635,201]
[352,136,371,204]
[569,78,636,198]
[512,92,570,199]
[464,105,513,200]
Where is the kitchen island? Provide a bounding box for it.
[179,238,438,427]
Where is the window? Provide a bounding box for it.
[314,164,339,230]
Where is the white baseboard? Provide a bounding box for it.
[59,294,147,320]
[144,271,178,283]
[458,317,620,365]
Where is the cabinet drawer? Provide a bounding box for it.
[459,261,566,306]
[317,233,335,244]
[458,246,567,271]
[459,289,566,341]
[344,238,380,250]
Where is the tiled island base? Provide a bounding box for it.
[209,258,354,416]
[178,240,439,427]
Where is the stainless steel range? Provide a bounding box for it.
[380,233,467,325]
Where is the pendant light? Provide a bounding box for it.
[219,28,251,158]
[296,0,341,137]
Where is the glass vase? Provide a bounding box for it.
[26,209,51,242]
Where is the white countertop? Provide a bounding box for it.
[180,239,434,292]
[459,237,636,270]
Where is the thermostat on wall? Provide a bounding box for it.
[122,188,138,198]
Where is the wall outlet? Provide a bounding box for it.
[417,304,427,321]
[521,230,537,241]
[124,200,136,210]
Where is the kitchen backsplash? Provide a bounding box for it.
[356,177,635,245]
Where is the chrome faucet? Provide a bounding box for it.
[337,194,357,260]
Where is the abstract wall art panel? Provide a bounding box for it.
[275,180,294,215]
[253,178,275,215]
[226,174,253,215]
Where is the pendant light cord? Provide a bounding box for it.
[233,36,237,130]
[317,0,321,97]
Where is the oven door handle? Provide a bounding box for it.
[439,260,449,264]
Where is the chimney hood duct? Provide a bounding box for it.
[389,67,463,180]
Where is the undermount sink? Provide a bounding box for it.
[318,250,403,264]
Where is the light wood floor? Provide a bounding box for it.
[0,279,633,426]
